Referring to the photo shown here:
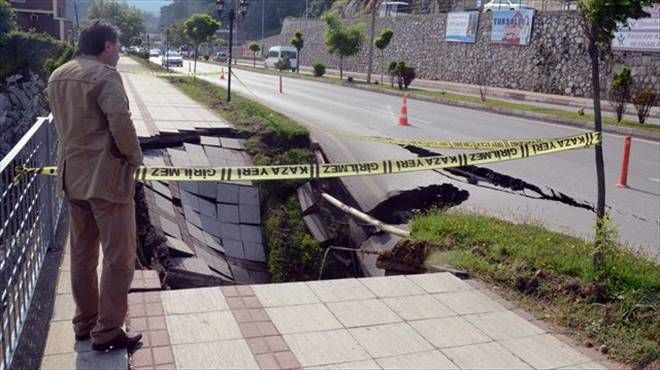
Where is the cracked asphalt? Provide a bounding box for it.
[155,58,660,259]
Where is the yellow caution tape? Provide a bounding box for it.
[14,132,600,182]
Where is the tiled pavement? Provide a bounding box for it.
[123,273,618,370]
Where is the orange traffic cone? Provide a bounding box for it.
[398,95,409,126]
[220,67,225,80]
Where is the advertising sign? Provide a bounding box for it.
[491,9,535,46]
[612,5,660,53]
[446,11,479,43]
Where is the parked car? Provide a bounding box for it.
[149,49,160,57]
[161,51,183,67]
[378,1,412,17]
[483,0,531,11]
[264,46,298,72]
[213,51,228,63]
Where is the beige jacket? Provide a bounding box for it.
[48,55,143,204]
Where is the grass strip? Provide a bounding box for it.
[414,209,659,368]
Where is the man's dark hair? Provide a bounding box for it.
[78,19,119,56]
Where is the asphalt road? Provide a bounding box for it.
[153,58,660,259]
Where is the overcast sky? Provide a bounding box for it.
[126,0,172,14]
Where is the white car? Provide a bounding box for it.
[149,49,160,57]
[161,51,183,67]
[483,0,531,11]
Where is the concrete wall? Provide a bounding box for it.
[262,13,659,98]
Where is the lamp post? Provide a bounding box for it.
[166,28,170,73]
[216,0,249,102]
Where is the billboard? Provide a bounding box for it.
[612,5,660,53]
[491,9,535,46]
[446,11,479,43]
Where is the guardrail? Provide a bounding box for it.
[0,114,62,370]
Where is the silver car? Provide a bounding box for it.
[483,0,530,11]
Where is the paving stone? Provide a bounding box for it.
[41,351,127,370]
[161,286,228,314]
[410,316,491,348]
[442,341,531,369]
[375,350,458,369]
[306,278,375,303]
[267,304,343,334]
[275,351,301,369]
[349,322,433,358]
[243,241,266,262]
[200,136,222,147]
[230,264,251,283]
[307,359,381,369]
[183,206,202,228]
[153,192,175,217]
[253,282,320,307]
[166,311,241,344]
[382,294,457,321]
[302,214,332,244]
[223,239,245,259]
[255,353,279,370]
[180,181,198,195]
[180,190,200,211]
[265,335,289,352]
[51,293,75,321]
[200,214,222,237]
[203,231,225,253]
[159,216,181,239]
[327,299,401,328]
[149,330,171,347]
[218,204,240,223]
[406,272,473,293]
[220,222,242,241]
[153,346,175,365]
[240,224,263,243]
[558,361,608,369]
[217,183,239,204]
[166,236,195,257]
[198,197,217,218]
[220,137,245,150]
[359,275,425,298]
[432,290,507,315]
[246,337,270,354]
[195,245,233,278]
[56,271,72,294]
[197,182,217,200]
[44,321,92,355]
[239,204,261,225]
[283,329,370,367]
[238,186,259,205]
[464,310,545,340]
[186,222,205,241]
[172,339,258,369]
[500,334,593,369]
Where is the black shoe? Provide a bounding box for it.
[92,330,142,352]
[75,333,90,341]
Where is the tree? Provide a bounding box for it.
[289,30,304,73]
[86,0,146,47]
[168,20,189,49]
[608,66,633,122]
[374,28,394,84]
[0,0,16,44]
[322,13,365,80]
[577,0,653,276]
[184,13,220,75]
[249,42,261,68]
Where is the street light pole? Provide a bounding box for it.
[166,28,170,73]
[217,0,248,103]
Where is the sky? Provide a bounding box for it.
[126,0,172,14]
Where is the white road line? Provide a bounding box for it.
[649,178,660,183]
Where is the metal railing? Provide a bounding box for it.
[0,114,62,370]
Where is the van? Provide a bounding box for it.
[378,1,412,17]
[264,46,298,72]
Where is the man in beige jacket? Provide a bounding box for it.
[48,20,143,351]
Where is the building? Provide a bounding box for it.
[8,0,74,41]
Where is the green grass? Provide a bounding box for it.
[415,209,660,367]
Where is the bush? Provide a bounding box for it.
[312,62,326,77]
[347,76,353,82]
[388,61,416,90]
[203,54,209,61]
[632,87,657,124]
[608,66,634,122]
[0,31,67,79]
[44,44,76,73]
[274,56,290,71]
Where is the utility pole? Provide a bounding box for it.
[261,0,265,43]
[366,0,377,84]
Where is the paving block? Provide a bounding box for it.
[239,204,261,225]
[349,322,433,358]
[359,276,425,298]
[305,278,375,303]
[41,350,127,370]
[243,241,267,263]
[464,310,545,340]
[217,204,240,224]
[409,316,491,348]
[166,236,195,257]
[51,293,75,322]
[558,361,608,369]
[307,359,382,369]
[406,272,473,293]
[327,299,402,328]
[253,282,320,307]
[166,311,242,344]
[217,183,239,204]
[381,294,456,321]
[172,339,258,369]
[56,271,72,295]
[240,224,263,243]
[442,341,532,369]
[43,321,92,355]
[432,290,507,315]
[375,350,458,369]
[283,329,370,367]
[500,334,593,369]
[160,286,228,314]
[159,216,181,239]
[266,303,342,334]
[238,186,259,205]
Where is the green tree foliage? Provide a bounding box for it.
[608,66,633,122]
[374,27,393,84]
[86,0,146,47]
[167,19,190,49]
[312,62,326,77]
[249,42,261,67]
[322,12,365,80]
[289,30,304,73]
[307,0,335,18]
[632,87,657,124]
[184,13,220,74]
[0,31,68,79]
[0,0,16,44]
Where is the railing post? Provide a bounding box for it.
[38,117,55,250]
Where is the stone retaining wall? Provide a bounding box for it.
[0,73,48,156]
